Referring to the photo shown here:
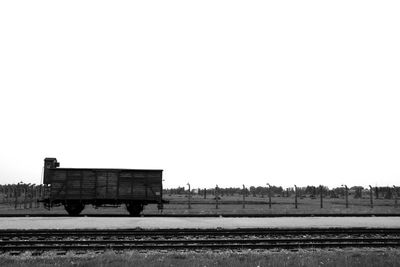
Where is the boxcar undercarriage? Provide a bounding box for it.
[41,198,160,216]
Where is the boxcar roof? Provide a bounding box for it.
[52,168,163,172]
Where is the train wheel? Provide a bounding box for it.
[126,203,143,216]
[64,201,85,216]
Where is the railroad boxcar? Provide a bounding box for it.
[41,158,164,216]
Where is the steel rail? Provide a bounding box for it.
[2,227,400,233]
[2,237,400,245]
[0,213,400,217]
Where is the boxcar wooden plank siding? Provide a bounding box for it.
[46,168,162,202]
[41,158,164,216]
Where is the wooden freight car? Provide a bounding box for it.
[41,158,164,216]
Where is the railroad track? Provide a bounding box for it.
[1,228,400,252]
[1,213,400,217]
[1,228,400,237]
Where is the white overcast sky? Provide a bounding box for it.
[1,1,399,189]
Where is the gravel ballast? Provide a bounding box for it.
[0,216,400,230]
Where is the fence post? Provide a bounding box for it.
[38,185,41,208]
[215,185,219,209]
[33,185,36,208]
[394,186,398,208]
[5,186,8,205]
[267,183,272,209]
[40,185,44,208]
[29,185,33,209]
[23,185,27,209]
[5,186,7,205]
[342,184,348,208]
[36,186,40,208]
[242,185,246,209]
[320,185,323,208]
[204,188,206,199]
[14,184,19,209]
[11,185,14,206]
[294,185,298,209]
[369,185,373,208]
[187,183,191,209]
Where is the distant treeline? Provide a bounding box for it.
[165,185,399,199]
